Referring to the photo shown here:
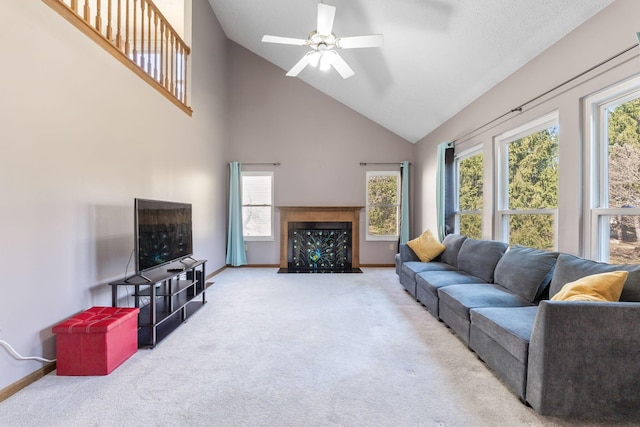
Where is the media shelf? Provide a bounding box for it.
[109,259,207,348]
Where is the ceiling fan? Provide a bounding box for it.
[261,3,383,79]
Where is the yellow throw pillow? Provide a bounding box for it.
[551,271,628,302]
[407,229,445,262]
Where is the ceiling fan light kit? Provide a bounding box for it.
[261,3,383,79]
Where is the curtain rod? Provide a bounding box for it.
[359,162,412,166]
[452,43,639,144]
[241,162,281,166]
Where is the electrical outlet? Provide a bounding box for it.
[389,243,395,251]
[244,243,248,252]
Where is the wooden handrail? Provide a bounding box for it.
[43,0,192,116]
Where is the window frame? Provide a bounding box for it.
[241,170,274,241]
[454,145,483,238]
[495,111,559,249]
[365,170,401,241]
[584,75,640,261]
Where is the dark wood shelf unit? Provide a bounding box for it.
[138,301,205,346]
[135,280,195,297]
[109,259,207,348]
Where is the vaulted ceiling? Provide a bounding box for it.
[207,0,614,143]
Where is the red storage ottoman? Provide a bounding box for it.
[52,306,139,376]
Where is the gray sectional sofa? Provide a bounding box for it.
[397,234,640,420]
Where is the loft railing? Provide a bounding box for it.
[43,0,192,115]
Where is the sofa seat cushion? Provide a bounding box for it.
[493,245,559,303]
[405,261,457,274]
[439,284,533,321]
[470,306,538,365]
[550,253,640,301]
[437,284,532,345]
[415,270,487,317]
[469,306,538,399]
[456,238,508,283]
[400,261,457,298]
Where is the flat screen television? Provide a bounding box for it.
[135,198,193,273]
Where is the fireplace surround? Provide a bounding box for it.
[278,206,363,273]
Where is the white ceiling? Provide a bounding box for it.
[207,0,614,143]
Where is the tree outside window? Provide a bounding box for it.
[585,78,640,264]
[456,149,483,239]
[497,113,558,251]
[603,98,640,263]
[366,171,400,240]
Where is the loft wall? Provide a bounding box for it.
[227,42,415,265]
[414,0,640,256]
[0,0,228,391]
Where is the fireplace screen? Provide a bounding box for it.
[288,222,352,271]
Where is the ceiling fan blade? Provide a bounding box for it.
[317,3,336,36]
[286,54,311,77]
[329,52,355,79]
[262,35,308,46]
[337,34,384,49]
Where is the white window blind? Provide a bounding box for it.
[242,172,274,240]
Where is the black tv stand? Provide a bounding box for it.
[109,259,207,348]
[124,272,153,283]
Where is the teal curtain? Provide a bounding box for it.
[436,142,453,241]
[400,161,410,244]
[226,162,247,266]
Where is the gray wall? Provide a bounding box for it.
[414,0,640,257]
[227,43,415,265]
[0,0,228,391]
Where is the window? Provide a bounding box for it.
[366,171,400,240]
[586,76,640,263]
[455,148,483,239]
[496,112,559,250]
[242,171,274,240]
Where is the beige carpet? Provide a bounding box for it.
[0,268,636,426]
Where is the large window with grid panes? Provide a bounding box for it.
[242,171,274,241]
[496,112,559,250]
[585,76,640,263]
[455,147,483,239]
[366,171,400,241]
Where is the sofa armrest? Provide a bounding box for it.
[526,300,640,418]
[399,244,420,263]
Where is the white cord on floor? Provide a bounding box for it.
[0,339,56,363]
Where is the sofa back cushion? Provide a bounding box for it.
[550,253,640,301]
[456,238,508,283]
[439,234,467,267]
[493,245,559,303]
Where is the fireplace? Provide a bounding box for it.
[288,222,352,272]
[278,206,363,273]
